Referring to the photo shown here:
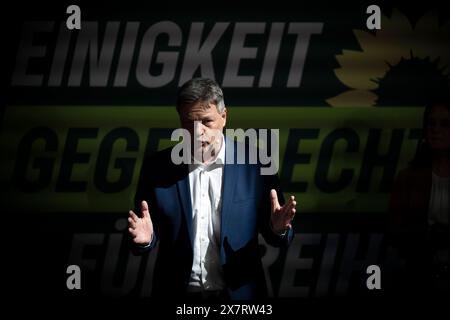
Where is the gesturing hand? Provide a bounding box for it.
[270,189,296,235]
[128,200,153,245]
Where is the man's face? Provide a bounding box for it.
[426,105,450,152]
[179,101,227,161]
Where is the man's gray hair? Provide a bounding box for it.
[176,78,225,113]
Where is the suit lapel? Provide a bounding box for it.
[220,138,237,247]
[176,165,194,246]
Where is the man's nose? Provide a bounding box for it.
[193,121,205,137]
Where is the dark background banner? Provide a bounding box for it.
[2,0,449,303]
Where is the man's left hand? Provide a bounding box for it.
[270,189,296,235]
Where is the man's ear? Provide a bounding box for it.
[221,108,227,126]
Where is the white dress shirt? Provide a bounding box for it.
[187,136,226,291]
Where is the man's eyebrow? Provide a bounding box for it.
[184,115,213,121]
[181,116,207,122]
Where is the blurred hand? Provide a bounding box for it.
[270,189,296,235]
[128,200,153,245]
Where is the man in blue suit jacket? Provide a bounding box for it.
[128,78,296,300]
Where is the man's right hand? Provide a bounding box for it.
[128,200,153,245]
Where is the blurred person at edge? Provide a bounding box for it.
[389,97,449,294]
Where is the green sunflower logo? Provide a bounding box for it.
[327,9,450,107]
